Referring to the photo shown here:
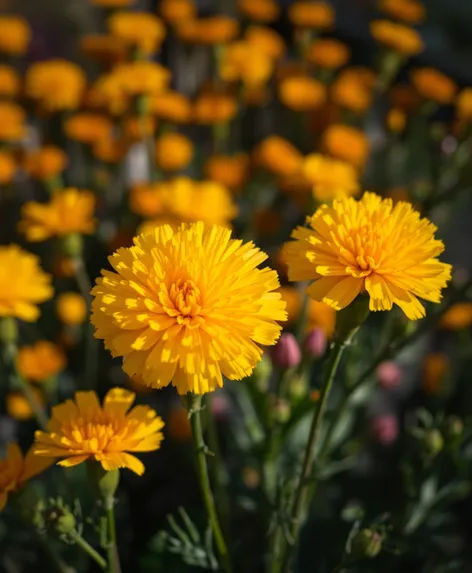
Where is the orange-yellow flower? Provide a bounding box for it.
[159,0,197,24]
[155,132,194,172]
[56,292,88,326]
[113,61,170,96]
[0,65,20,98]
[379,0,425,24]
[0,152,15,185]
[244,25,286,60]
[440,303,472,330]
[6,389,45,422]
[331,67,375,114]
[108,12,166,55]
[0,246,53,322]
[129,182,167,218]
[192,92,238,125]
[288,1,335,29]
[370,20,423,55]
[220,41,273,87]
[19,189,96,242]
[150,91,192,124]
[123,115,157,141]
[302,153,359,201]
[0,444,51,511]
[93,135,128,163]
[33,388,164,475]
[17,340,66,383]
[322,124,370,169]
[91,223,287,393]
[0,16,30,55]
[284,192,451,320]
[0,101,26,141]
[204,153,250,192]
[386,107,406,133]
[410,68,457,105]
[254,135,303,177]
[65,113,113,145]
[456,88,472,122]
[176,16,239,45]
[79,34,127,65]
[279,76,326,111]
[23,146,67,182]
[87,73,128,116]
[238,0,280,23]
[307,38,350,69]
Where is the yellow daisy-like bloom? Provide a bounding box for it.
[302,153,359,201]
[245,25,286,61]
[322,124,370,170]
[284,192,451,320]
[0,246,53,321]
[65,113,113,145]
[56,292,87,326]
[456,88,472,122]
[159,0,197,24]
[288,1,334,29]
[25,60,86,112]
[0,16,31,55]
[0,101,26,142]
[23,146,67,182]
[238,0,280,23]
[176,16,239,45]
[378,0,425,24]
[439,303,472,330]
[33,388,164,475]
[113,61,170,97]
[0,65,20,98]
[91,223,287,393]
[154,132,194,172]
[0,444,51,511]
[279,76,326,112]
[0,152,15,185]
[17,340,66,383]
[150,91,192,124]
[19,189,96,242]
[108,12,166,55]
[370,20,423,56]
[307,38,350,69]
[410,68,458,105]
[331,67,375,114]
[204,153,250,193]
[254,135,303,177]
[220,41,273,88]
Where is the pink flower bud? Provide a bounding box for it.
[210,394,230,421]
[371,415,398,446]
[304,327,327,358]
[376,361,402,389]
[271,333,301,369]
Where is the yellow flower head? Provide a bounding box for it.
[331,67,375,113]
[56,292,88,326]
[79,34,127,65]
[19,189,96,242]
[0,16,30,55]
[113,61,170,97]
[284,192,451,320]
[456,88,472,122]
[0,101,26,142]
[302,154,359,201]
[0,444,51,511]
[176,16,239,45]
[307,38,350,69]
[108,12,166,55]
[25,60,86,112]
[386,107,406,133]
[6,389,45,421]
[410,67,458,105]
[279,76,326,112]
[155,132,194,172]
[87,73,128,117]
[192,92,238,125]
[245,25,286,60]
[220,41,273,87]
[0,152,15,185]
[17,340,66,383]
[0,65,20,98]
[91,223,286,393]
[93,135,128,163]
[378,0,425,24]
[65,113,113,145]
[129,182,167,218]
[159,0,197,24]
[23,146,67,181]
[150,91,192,124]
[322,124,370,169]
[238,0,280,23]
[370,20,423,55]
[0,246,53,322]
[439,303,472,331]
[288,1,335,29]
[204,153,250,192]
[33,388,164,475]
[254,135,303,177]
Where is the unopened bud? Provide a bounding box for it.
[371,415,398,446]
[252,354,272,392]
[423,428,444,457]
[376,361,402,389]
[443,416,463,441]
[289,375,307,400]
[34,498,76,536]
[61,233,83,260]
[273,399,290,424]
[350,528,382,558]
[304,327,327,358]
[88,462,120,506]
[0,317,18,346]
[271,333,301,369]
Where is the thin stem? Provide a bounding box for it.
[105,501,121,573]
[73,533,107,570]
[188,394,232,573]
[16,371,48,429]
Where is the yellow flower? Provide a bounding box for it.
[93,135,128,163]
[65,113,113,145]
[0,16,30,55]
[17,341,66,383]
[204,153,249,193]
[322,124,370,169]
[379,0,425,24]
[159,0,197,24]
[113,61,170,97]
[56,292,87,326]
[150,91,192,124]
[244,25,286,60]
[108,12,166,55]
[129,182,167,218]
[0,444,51,511]
[284,192,451,320]
[0,152,15,185]
[237,0,280,23]
[386,107,406,132]
[19,189,96,242]
[0,246,53,322]
[288,1,335,29]
[254,135,303,177]
[302,154,359,201]
[79,35,127,66]
[0,65,20,98]
[33,388,164,475]
[370,20,423,56]
[440,303,472,330]
[331,67,375,114]
[0,101,25,142]
[23,146,67,181]
[123,116,157,141]
[192,92,238,125]
[279,76,326,111]
[176,16,239,45]
[91,223,287,393]
[220,41,273,87]
[307,38,350,69]
[155,132,194,172]
[456,88,472,122]
[410,68,457,105]
[6,389,45,421]
[87,73,128,116]
[25,60,86,112]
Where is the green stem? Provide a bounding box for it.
[16,371,49,429]
[105,501,121,573]
[74,532,107,570]
[37,533,73,573]
[188,394,232,573]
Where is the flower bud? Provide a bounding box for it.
[273,399,290,423]
[34,498,77,536]
[288,374,307,400]
[423,428,444,457]
[0,317,18,346]
[376,361,402,389]
[443,415,463,441]
[271,333,301,369]
[61,233,83,260]
[252,354,272,392]
[304,327,327,358]
[371,415,398,445]
[350,528,382,558]
[88,461,120,506]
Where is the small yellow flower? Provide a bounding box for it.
[204,153,250,193]
[0,152,15,185]
[79,34,127,65]
[150,91,192,124]
[456,88,472,122]
[0,65,20,98]
[176,16,239,45]
[113,61,170,96]
[129,182,167,218]
[331,67,375,114]
[244,25,286,60]
[254,135,303,177]
[288,1,335,29]
[0,246,53,322]
[124,116,157,141]
[65,113,113,145]
[378,0,425,24]
[93,135,128,163]
[307,38,350,69]
[87,73,128,117]
[192,92,238,125]
[279,76,326,112]
[0,444,52,511]
[386,107,406,133]
[155,132,194,172]
[370,20,423,56]
[322,124,370,170]
[108,12,166,55]
[23,146,67,182]
[159,0,197,24]
[25,60,86,112]
[220,41,273,88]
[19,189,96,242]
[284,192,451,320]
[0,16,30,55]
[91,223,286,393]
[33,388,165,475]
[17,341,66,383]
[237,0,280,23]
[6,389,45,421]
[0,101,26,142]
[56,293,88,326]
[302,154,359,201]
[440,303,472,330]
[410,67,457,105]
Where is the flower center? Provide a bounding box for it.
[170,279,202,318]
[344,225,382,276]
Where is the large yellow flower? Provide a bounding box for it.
[19,189,96,241]
[33,388,164,475]
[0,444,52,511]
[0,246,53,321]
[91,223,287,393]
[284,192,451,320]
